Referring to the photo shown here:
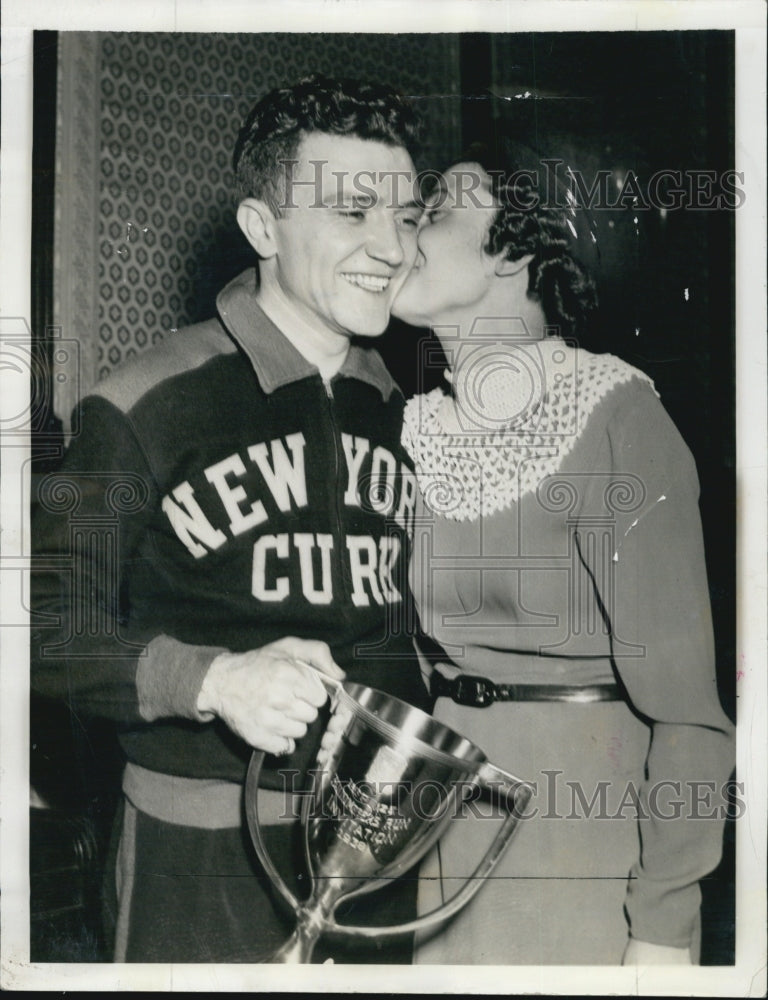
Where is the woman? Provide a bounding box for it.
[394,150,735,965]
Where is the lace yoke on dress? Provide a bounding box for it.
[401,344,655,523]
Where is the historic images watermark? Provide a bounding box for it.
[271,768,745,824]
[273,159,747,213]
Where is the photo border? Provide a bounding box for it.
[2,2,765,994]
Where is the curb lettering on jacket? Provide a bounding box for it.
[161,432,416,607]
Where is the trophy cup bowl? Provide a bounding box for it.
[245,676,532,964]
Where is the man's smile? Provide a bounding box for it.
[340,272,392,293]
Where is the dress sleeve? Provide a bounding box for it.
[31,396,225,725]
[579,380,735,949]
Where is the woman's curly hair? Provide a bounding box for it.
[463,141,598,339]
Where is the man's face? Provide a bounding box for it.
[267,132,420,339]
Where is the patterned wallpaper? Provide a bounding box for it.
[55,31,460,412]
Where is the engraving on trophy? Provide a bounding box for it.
[325,773,414,857]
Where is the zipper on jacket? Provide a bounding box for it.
[321,377,354,621]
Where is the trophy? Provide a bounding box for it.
[245,673,532,964]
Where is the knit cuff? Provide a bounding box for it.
[137,634,229,723]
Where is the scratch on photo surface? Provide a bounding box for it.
[612,495,667,563]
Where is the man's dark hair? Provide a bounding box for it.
[232,74,420,215]
[462,141,598,340]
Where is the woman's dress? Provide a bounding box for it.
[402,344,734,964]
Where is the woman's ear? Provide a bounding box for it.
[236,199,279,259]
[494,252,534,278]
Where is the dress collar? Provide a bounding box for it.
[216,268,397,400]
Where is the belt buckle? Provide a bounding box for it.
[451,674,496,707]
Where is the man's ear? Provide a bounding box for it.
[237,198,279,259]
[494,252,534,278]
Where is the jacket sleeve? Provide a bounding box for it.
[31,395,226,725]
[579,381,735,949]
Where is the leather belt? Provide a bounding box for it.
[430,670,622,707]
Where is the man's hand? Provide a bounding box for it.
[196,638,344,755]
[316,699,353,770]
[621,938,692,965]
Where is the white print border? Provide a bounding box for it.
[1,3,765,997]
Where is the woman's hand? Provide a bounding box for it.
[621,938,692,965]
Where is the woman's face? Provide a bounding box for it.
[393,162,502,328]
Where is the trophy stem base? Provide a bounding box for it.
[270,913,325,964]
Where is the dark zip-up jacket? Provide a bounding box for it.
[31,269,429,788]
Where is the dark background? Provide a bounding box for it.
[30,30,735,962]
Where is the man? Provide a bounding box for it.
[31,75,428,963]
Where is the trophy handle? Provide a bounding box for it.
[321,761,533,942]
[244,750,302,918]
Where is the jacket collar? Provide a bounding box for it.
[216,268,397,401]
